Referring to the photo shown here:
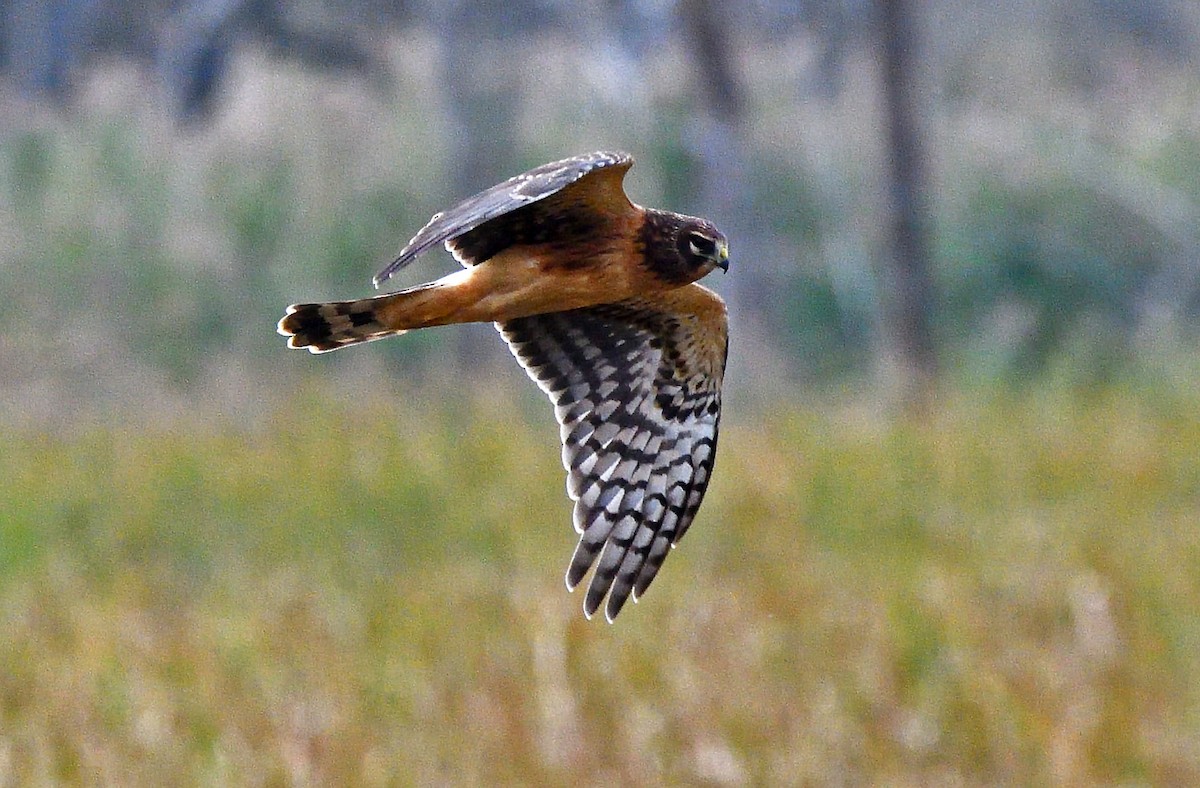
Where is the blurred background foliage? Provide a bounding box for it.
[3,0,1200,415]
[2,0,1200,783]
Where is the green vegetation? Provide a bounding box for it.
[3,31,1200,785]
[6,41,1200,395]
[1,385,1196,784]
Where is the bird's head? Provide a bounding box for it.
[676,220,730,276]
[641,211,730,285]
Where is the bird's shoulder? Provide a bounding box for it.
[377,151,638,285]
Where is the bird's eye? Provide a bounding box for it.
[687,233,717,259]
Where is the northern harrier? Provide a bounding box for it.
[278,151,729,621]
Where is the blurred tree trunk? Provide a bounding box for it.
[434,0,540,369]
[678,0,790,403]
[876,0,937,399]
[7,0,85,101]
[678,0,741,119]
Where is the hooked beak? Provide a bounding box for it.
[715,239,729,272]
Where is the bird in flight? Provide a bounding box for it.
[278,151,729,621]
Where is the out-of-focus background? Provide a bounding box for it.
[2,0,1199,783]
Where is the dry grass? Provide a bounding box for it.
[0,384,1197,785]
[2,19,1200,784]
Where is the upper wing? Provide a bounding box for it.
[374,151,635,286]
[496,284,728,622]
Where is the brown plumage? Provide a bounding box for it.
[278,151,730,621]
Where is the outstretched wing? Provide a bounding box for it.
[497,285,727,622]
[374,151,635,286]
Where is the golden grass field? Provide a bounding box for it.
[2,382,1197,785]
[3,27,1200,783]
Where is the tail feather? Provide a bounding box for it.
[278,297,406,354]
[278,275,479,353]
[279,279,441,352]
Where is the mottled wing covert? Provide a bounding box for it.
[497,286,727,621]
[374,151,634,286]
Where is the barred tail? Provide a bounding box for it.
[278,282,451,353]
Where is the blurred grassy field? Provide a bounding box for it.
[1,382,1197,785]
[3,28,1200,786]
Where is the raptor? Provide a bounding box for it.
[279,151,729,621]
